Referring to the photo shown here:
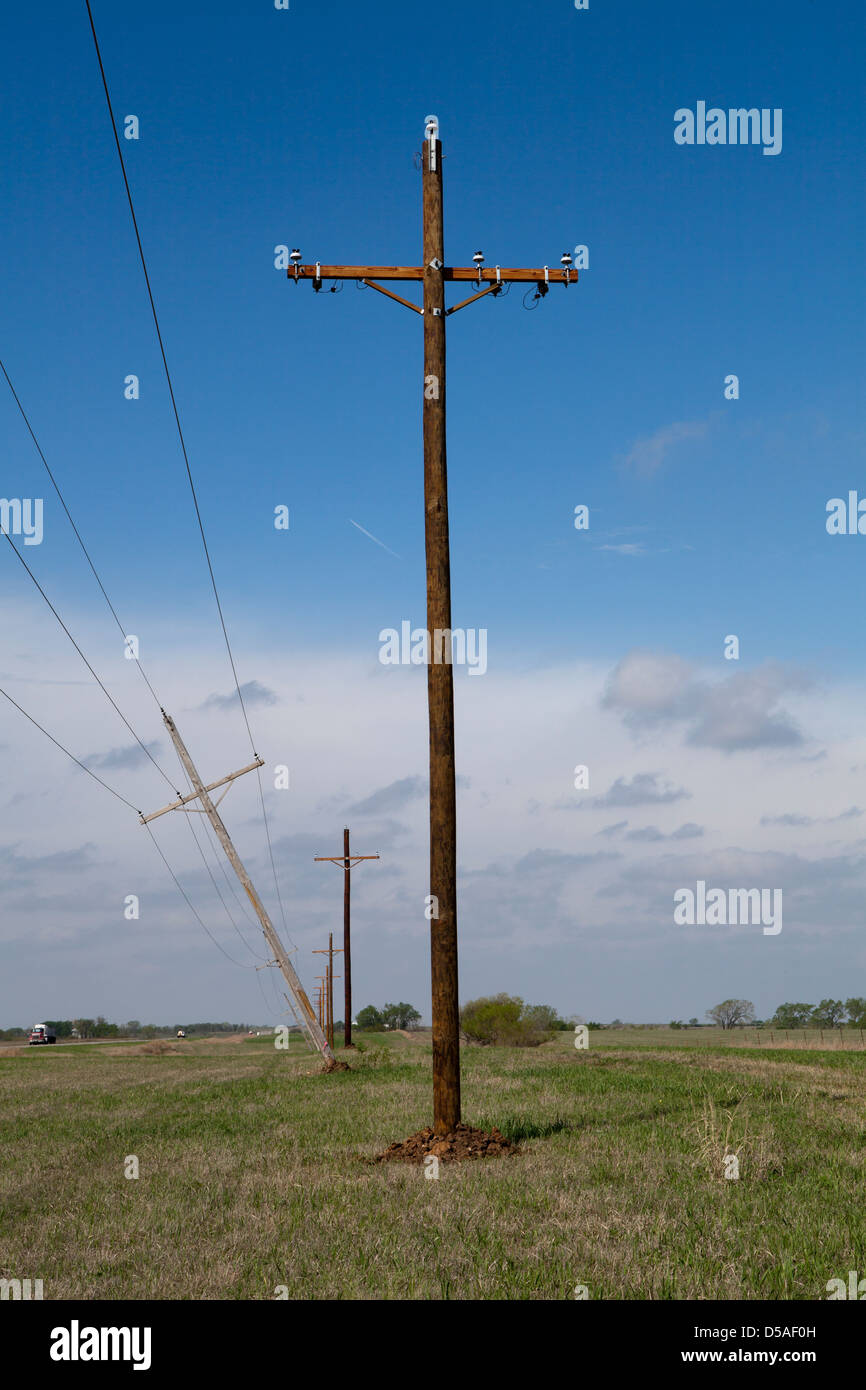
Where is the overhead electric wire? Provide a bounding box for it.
[1,527,178,795]
[142,821,258,970]
[0,355,164,714]
[85,0,297,953]
[0,359,272,972]
[0,684,141,813]
[85,0,255,755]
[169,744,269,962]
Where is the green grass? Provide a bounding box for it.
[1,1032,864,1300]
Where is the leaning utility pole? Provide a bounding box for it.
[314,829,379,1048]
[289,117,577,1131]
[141,712,336,1065]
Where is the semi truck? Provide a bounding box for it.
[28,1024,57,1045]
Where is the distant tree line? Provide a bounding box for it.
[355,1003,422,1031]
[0,1019,257,1041]
[696,998,866,1031]
[770,998,866,1029]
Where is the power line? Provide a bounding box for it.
[0,678,264,973]
[142,821,259,970]
[1,527,178,794]
[168,742,270,962]
[0,680,262,971]
[85,0,255,755]
[0,354,165,715]
[1,353,277,968]
[84,0,295,951]
[0,683,141,813]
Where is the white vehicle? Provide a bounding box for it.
[29,1024,57,1045]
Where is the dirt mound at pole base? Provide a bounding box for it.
[322,1057,350,1073]
[377,1123,518,1164]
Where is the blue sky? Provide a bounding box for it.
[1,0,865,1029]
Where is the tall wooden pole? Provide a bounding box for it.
[289,115,579,1126]
[328,932,335,1048]
[423,123,460,1134]
[314,833,378,1050]
[343,828,351,1047]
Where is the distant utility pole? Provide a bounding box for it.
[314,829,379,1049]
[314,978,325,1031]
[313,933,343,1049]
[141,713,335,1065]
[290,117,577,1132]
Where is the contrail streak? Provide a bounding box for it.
[349,519,401,560]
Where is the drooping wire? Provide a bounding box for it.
[85,0,295,952]
[0,357,290,971]
[1,528,178,795]
[0,679,263,974]
[0,359,271,971]
[84,0,256,756]
[142,821,258,969]
[0,354,165,714]
[0,684,141,813]
[168,740,269,962]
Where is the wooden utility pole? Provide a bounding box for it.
[141,712,336,1065]
[313,933,343,1049]
[289,117,577,1131]
[314,978,325,1031]
[314,829,379,1048]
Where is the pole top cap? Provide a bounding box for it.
[424,114,439,143]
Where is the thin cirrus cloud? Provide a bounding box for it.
[623,419,709,476]
[602,650,811,752]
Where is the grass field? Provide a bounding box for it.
[2,1030,864,1300]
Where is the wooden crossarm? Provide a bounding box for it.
[288,264,576,285]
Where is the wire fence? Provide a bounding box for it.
[587,1027,866,1050]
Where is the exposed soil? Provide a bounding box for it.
[323,1058,350,1073]
[376,1123,518,1164]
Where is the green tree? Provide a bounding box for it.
[844,997,866,1028]
[355,1005,384,1031]
[381,1002,422,1031]
[706,999,755,1030]
[44,1020,73,1038]
[811,999,846,1028]
[771,1002,814,1030]
[460,994,557,1047]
